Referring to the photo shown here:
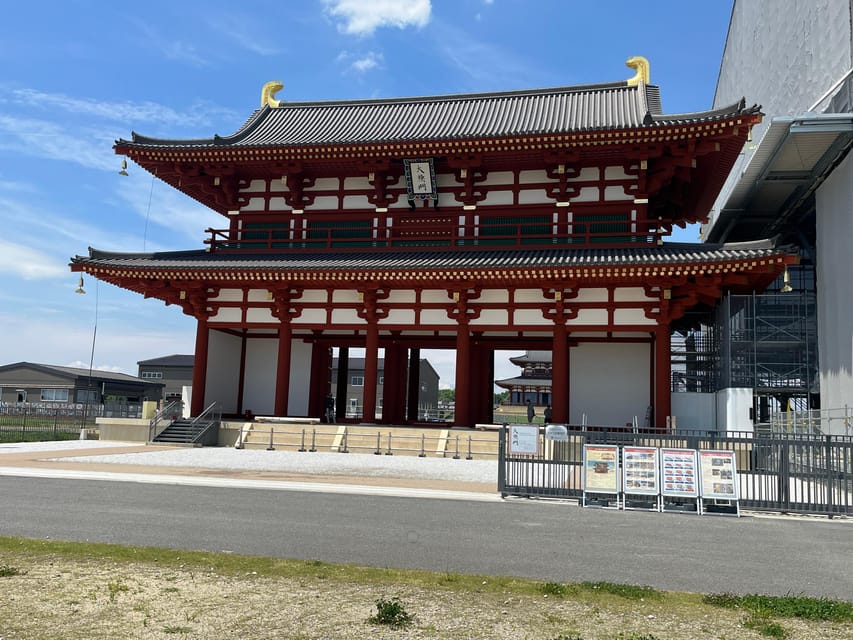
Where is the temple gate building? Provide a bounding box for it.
[71,58,797,429]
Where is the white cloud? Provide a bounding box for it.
[205,13,283,57]
[323,0,431,36]
[0,239,67,280]
[129,20,209,68]
[0,114,116,171]
[111,174,224,247]
[352,51,383,72]
[337,50,384,73]
[7,88,235,129]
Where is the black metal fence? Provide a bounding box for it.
[498,426,853,516]
[0,404,142,442]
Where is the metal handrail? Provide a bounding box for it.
[188,402,221,444]
[149,400,182,441]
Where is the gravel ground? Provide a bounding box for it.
[0,440,498,484]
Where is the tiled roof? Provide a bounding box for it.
[121,82,756,150]
[137,354,195,367]
[72,241,793,272]
[0,361,162,385]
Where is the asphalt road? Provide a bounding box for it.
[2,476,851,599]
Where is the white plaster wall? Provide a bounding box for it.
[710,0,852,231]
[518,189,550,204]
[574,289,608,303]
[671,393,717,431]
[293,309,328,324]
[242,338,277,415]
[305,178,339,191]
[330,309,365,324]
[288,340,312,415]
[211,289,243,302]
[816,150,853,420]
[246,289,269,302]
[205,329,241,413]
[613,309,655,325]
[513,309,550,325]
[569,343,649,426]
[472,309,508,325]
[246,308,275,323]
[478,290,509,303]
[242,198,265,211]
[567,309,608,325]
[240,179,267,193]
[419,310,454,324]
[481,190,514,206]
[380,309,416,324]
[209,308,242,323]
[716,388,754,434]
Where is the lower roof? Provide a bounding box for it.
[72,240,795,275]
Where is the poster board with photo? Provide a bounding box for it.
[659,448,699,498]
[622,446,659,496]
[508,424,540,456]
[582,445,619,494]
[698,449,739,500]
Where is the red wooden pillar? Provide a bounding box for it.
[655,324,672,430]
[274,323,292,416]
[308,342,330,419]
[468,343,494,425]
[454,322,471,427]
[190,317,209,416]
[552,322,569,424]
[382,343,406,424]
[236,331,247,415]
[335,347,349,422]
[406,348,420,422]
[362,323,379,422]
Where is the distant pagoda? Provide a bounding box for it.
[495,351,553,406]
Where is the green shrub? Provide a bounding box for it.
[580,581,660,600]
[704,592,853,623]
[541,581,569,597]
[367,596,414,628]
[0,565,26,577]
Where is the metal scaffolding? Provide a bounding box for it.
[673,265,817,420]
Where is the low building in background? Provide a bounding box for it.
[0,361,163,411]
[331,356,439,421]
[137,354,194,403]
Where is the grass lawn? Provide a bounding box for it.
[1,536,851,639]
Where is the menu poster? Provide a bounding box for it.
[583,445,619,493]
[622,446,659,495]
[508,424,540,456]
[699,450,739,500]
[659,448,699,497]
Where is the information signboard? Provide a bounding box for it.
[659,448,699,498]
[698,449,739,500]
[508,424,540,456]
[622,446,659,496]
[582,445,619,493]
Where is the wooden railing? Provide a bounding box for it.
[205,218,660,253]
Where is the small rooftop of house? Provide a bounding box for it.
[137,354,195,368]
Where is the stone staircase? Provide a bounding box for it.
[153,419,218,446]
[236,423,500,459]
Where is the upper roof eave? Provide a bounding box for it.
[114,82,757,154]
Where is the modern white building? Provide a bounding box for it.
[703,0,853,434]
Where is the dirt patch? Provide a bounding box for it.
[1,555,850,639]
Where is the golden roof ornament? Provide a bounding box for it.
[261,80,284,108]
[625,56,650,86]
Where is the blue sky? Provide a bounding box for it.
[0,0,734,387]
